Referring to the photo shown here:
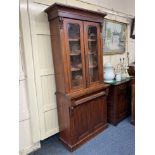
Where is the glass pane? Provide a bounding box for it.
[88,26,97,40]
[69,41,80,55]
[87,26,99,83]
[68,23,83,88]
[68,23,80,39]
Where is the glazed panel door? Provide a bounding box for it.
[64,19,86,92]
[84,22,103,87]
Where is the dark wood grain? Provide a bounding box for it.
[131,79,135,125]
[63,19,86,92]
[84,22,103,87]
[45,3,107,22]
[45,3,108,151]
[107,80,131,125]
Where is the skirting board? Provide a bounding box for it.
[19,142,41,155]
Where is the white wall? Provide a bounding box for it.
[33,0,135,67]
[19,24,32,151]
[19,0,135,154]
[19,19,40,155]
[19,0,41,154]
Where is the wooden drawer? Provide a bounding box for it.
[72,91,106,107]
[116,81,130,91]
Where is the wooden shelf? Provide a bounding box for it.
[70,52,81,56]
[88,51,97,54]
[88,39,97,41]
[72,79,83,87]
[71,67,82,71]
[89,64,97,68]
[69,38,80,41]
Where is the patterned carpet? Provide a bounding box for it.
[29,117,135,155]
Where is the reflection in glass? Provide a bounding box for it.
[68,23,83,88]
[88,41,97,53]
[88,26,97,40]
[68,23,80,39]
[87,26,99,83]
[69,41,80,55]
[71,70,83,87]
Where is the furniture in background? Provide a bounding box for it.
[130,18,135,39]
[106,78,132,125]
[45,3,109,151]
[131,79,135,125]
[128,63,135,125]
[128,62,135,76]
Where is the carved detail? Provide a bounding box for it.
[59,17,64,29]
[100,22,103,33]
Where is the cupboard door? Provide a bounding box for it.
[71,102,91,142]
[117,89,127,119]
[84,22,102,86]
[117,84,130,120]
[70,91,106,143]
[125,85,131,116]
[64,19,86,91]
[90,96,107,130]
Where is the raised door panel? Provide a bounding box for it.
[41,75,57,110]
[117,90,126,119]
[34,35,59,139]
[64,19,86,92]
[90,96,107,130]
[44,109,59,138]
[84,22,103,87]
[37,35,54,75]
[117,84,129,120]
[39,75,59,139]
[72,102,91,142]
[125,85,131,115]
[30,3,50,35]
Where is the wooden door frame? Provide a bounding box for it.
[84,21,103,87]
[63,18,86,92]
